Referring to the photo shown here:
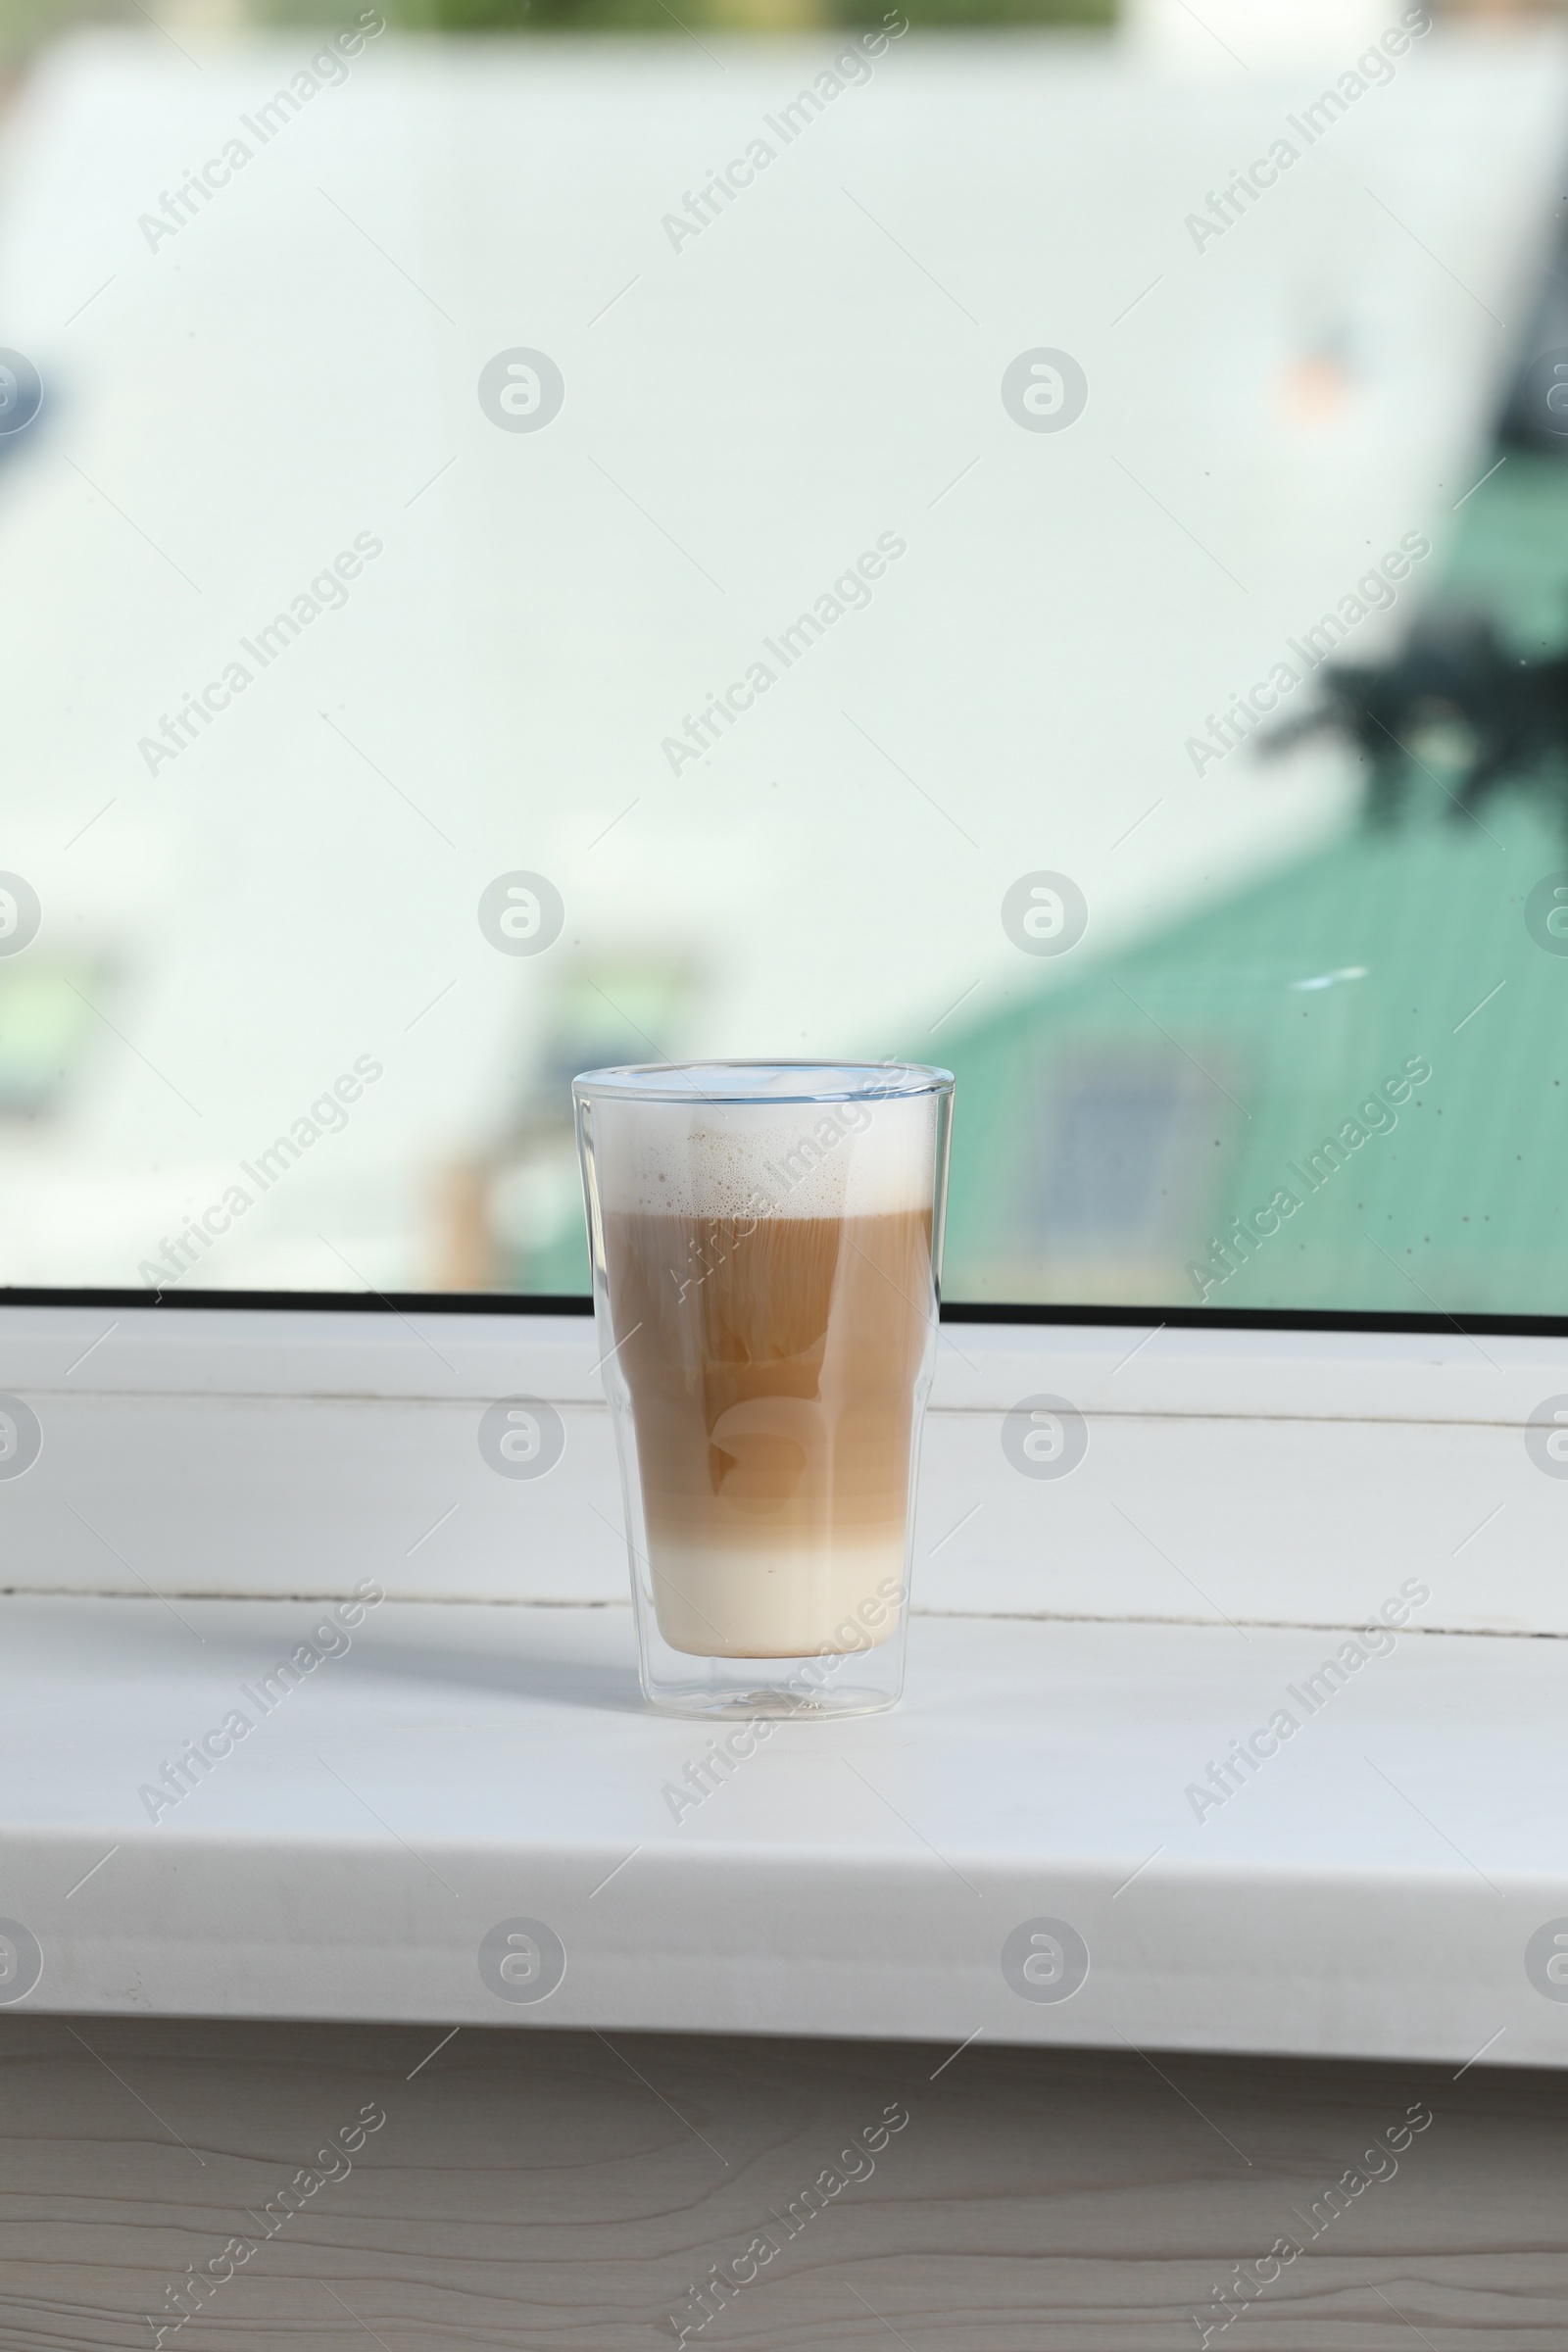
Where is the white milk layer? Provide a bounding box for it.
[589,1085,937,1222]
[649,1535,906,1659]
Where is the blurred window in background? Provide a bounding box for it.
[2,0,1567,1310]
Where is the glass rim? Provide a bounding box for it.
[571,1058,955,1105]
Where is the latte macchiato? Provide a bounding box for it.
[587,1084,940,1658]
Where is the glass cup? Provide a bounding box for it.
[572,1061,955,1718]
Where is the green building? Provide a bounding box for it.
[932,453,1568,1315]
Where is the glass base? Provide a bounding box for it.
[644,1675,900,1721]
[637,1634,906,1719]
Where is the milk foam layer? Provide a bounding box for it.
[588,1088,938,1221]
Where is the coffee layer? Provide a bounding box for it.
[604,1205,933,1659]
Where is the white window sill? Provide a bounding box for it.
[3,1590,1559,2071]
[5,1310,1568,1634]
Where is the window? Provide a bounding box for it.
[0,0,1561,1319]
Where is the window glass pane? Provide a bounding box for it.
[0,0,1560,1310]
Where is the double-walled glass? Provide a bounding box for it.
[572,1061,955,1718]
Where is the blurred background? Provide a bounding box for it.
[0,0,1566,1309]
